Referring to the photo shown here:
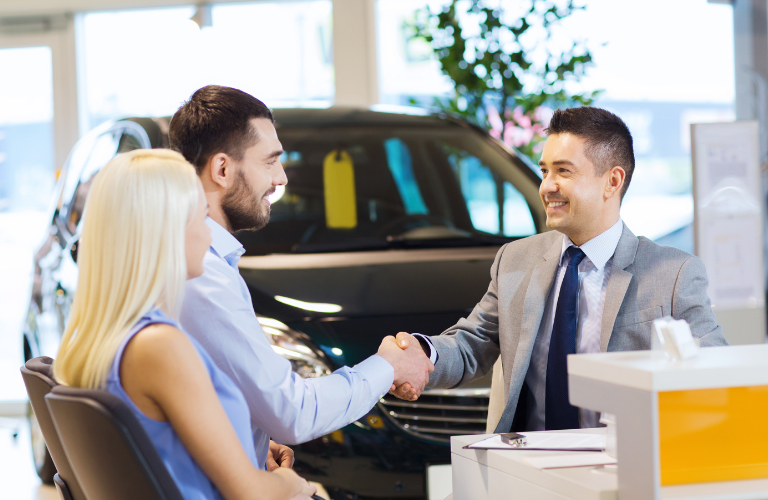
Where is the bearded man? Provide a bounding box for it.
[170,85,433,472]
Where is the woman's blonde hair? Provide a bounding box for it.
[54,149,200,389]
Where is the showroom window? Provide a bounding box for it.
[377,0,735,253]
[0,46,55,213]
[78,1,333,132]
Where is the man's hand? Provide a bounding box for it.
[266,440,295,471]
[386,332,427,400]
[377,332,433,401]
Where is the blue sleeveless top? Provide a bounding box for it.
[105,308,259,500]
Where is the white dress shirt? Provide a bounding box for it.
[524,218,624,430]
[179,218,394,469]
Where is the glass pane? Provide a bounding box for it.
[67,132,119,234]
[574,0,735,254]
[211,2,333,105]
[117,130,145,153]
[384,138,428,215]
[379,0,735,252]
[80,2,333,131]
[377,0,453,105]
[0,46,55,212]
[236,126,539,254]
[0,46,56,401]
[444,147,500,234]
[503,183,535,237]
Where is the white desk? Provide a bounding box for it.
[451,430,768,500]
[451,429,617,500]
[569,345,768,500]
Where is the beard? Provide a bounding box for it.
[221,169,273,233]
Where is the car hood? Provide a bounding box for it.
[238,246,500,318]
[238,246,501,365]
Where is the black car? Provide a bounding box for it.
[24,107,546,499]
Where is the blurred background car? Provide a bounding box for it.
[22,107,546,499]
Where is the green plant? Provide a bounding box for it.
[412,0,600,160]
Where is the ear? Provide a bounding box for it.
[604,166,626,200]
[206,152,234,190]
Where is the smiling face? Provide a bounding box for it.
[538,133,624,246]
[221,118,287,232]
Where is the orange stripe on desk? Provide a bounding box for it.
[658,385,768,486]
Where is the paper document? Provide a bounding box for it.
[465,432,605,452]
[524,452,616,470]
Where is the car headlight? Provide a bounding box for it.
[257,316,333,378]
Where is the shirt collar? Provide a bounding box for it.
[206,217,245,266]
[560,219,624,271]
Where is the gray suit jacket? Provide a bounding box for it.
[427,224,728,432]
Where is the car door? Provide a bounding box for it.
[31,123,150,357]
[28,126,105,358]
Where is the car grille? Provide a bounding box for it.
[378,388,490,443]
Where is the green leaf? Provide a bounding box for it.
[411,0,601,160]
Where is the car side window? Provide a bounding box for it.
[383,138,428,215]
[66,131,119,234]
[117,129,145,153]
[55,134,97,224]
[443,145,536,237]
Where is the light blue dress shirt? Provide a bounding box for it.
[524,218,624,430]
[179,218,394,469]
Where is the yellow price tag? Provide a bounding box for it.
[323,150,358,229]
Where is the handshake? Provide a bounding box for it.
[376,332,434,401]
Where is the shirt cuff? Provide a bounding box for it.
[355,355,396,399]
[412,333,438,365]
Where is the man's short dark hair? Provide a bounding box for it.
[546,106,635,198]
[169,85,274,175]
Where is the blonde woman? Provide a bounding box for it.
[54,149,315,500]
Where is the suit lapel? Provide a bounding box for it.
[505,235,563,397]
[495,234,563,432]
[600,225,639,352]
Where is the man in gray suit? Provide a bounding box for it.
[391,106,728,433]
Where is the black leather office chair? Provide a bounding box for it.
[20,357,84,500]
[46,385,184,500]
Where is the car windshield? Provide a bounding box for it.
[236,126,541,255]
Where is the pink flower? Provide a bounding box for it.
[487,107,503,139]
[534,106,554,127]
[489,105,553,152]
[504,125,534,148]
[512,106,532,129]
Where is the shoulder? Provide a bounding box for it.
[119,321,216,418]
[496,231,561,262]
[123,323,199,370]
[633,237,695,270]
[627,237,711,288]
[186,250,240,291]
[505,231,560,251]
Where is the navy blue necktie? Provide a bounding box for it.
[545,246,586,430]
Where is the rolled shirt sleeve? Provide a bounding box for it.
[180,250,394,469]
